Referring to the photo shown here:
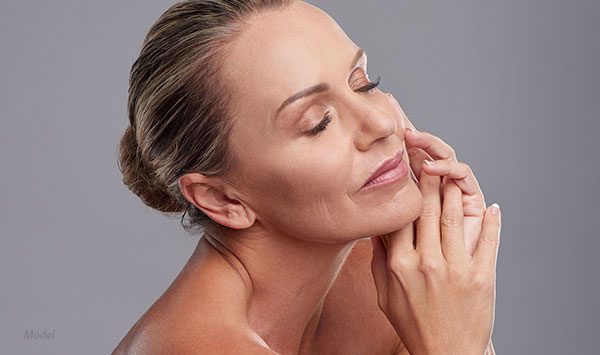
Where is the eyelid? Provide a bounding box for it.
[289,62,370,131]
[350,72,371,88]
[350,63,369,82]
[352,61,366,74]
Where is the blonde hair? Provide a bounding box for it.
[118,0,295,236]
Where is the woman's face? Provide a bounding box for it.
[220,1,423,243]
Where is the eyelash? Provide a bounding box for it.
[306,76,382,136]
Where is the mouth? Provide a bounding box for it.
[361,149,405,189]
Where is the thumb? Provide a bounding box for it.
[371,235,389,310]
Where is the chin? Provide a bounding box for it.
[381,182,423,234]
[403,182,424,222]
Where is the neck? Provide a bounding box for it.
[199,228,358,354]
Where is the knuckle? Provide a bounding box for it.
[420,203,440,218]
[441,209,462,227]
[437,137,456,160]
[388,255,414,273]
[470,271,491,291]
[462,162,474,175]
[418,256,441,274]
[457,162,473,177]
[481,229,500,247]
[447,146,457,160]
[421,131,457,160]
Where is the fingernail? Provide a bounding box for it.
[423,159,434,166]
[490,203,500,215]
[406,127,418,133]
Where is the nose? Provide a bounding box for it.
[353,97,399,151]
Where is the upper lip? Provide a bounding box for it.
[362,149,404,188]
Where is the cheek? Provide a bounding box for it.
[247,151,352,226]
[268,155,350,204]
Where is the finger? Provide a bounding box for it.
[371,235,389,309]
[384,220,415,255]
[440,179,466,267]
[415,167,443,258]
[423,159,487,258]
[473,203,501,275]
[405,129,457,162]
[407,146,433,179]
[421,160,482,197]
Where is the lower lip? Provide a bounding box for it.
[361,157,409,191]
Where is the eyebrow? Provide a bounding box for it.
[273,48,366,120]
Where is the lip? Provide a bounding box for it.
[361,149,405,189]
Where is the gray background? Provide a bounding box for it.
[1,0,598,354]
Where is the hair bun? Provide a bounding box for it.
[117,126,186,214]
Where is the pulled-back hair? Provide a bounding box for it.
[117,0,296,236]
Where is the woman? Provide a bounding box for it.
[114,0,500,354]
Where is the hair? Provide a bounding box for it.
[117,0,296,237]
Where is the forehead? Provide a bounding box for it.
[220,2,356,120]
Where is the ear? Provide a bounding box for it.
[178,172,256,230]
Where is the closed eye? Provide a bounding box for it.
[355,76,381,93]
[305,76,382,136]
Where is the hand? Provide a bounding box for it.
[385,92,486,257]
[372,94,500,354]
[370,171,501,354]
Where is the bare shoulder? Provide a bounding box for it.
[314,238,405,355]
[112,319,277,354]
[111,282,277,355]
[112,237,405,354]
[112,243,275,354]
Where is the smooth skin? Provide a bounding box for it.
[113,1,499,353]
